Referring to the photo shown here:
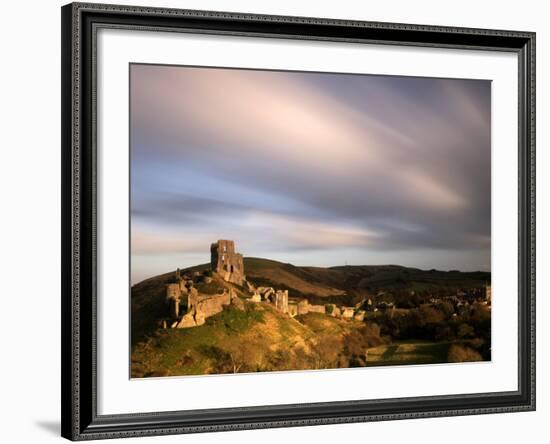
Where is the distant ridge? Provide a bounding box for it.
[134,257,490,295]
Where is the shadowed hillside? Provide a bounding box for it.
[243,258,490,305]
[329,264,489,291]
[243,258,346,299]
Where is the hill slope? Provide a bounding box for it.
[131,258,489,346]
[243,258,346,298]
[132,302,355,377]
[243,258,490,304]
[131,259,491,377]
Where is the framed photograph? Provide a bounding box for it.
[61,2,536,440]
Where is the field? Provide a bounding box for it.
[364,340,452,366]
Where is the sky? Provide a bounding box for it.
[130,64,491,284]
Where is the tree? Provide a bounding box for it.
[342,330,367,367]
[457,323,475,339]
[311,335,342,369]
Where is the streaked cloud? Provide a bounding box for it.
[130,64,491,284]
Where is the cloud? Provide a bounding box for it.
[131,66,416,174]
[241,211,380,249]
[399,168,468,210]
[131,231,208,255]
[129,64,491,281]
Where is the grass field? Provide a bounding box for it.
[364,339,453,366]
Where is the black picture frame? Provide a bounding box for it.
[61,2,536,440]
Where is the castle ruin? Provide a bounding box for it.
[210,240,245,286]
[164,240,368,329]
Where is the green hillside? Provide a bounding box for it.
[131,258,490,377]
[131,301,469,378]
[133,302,353,377]
[132,258,490,344]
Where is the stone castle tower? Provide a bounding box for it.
[210,240,245,286]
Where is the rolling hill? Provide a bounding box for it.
[131,302,459,378]
[244,258,489,304]
[131,258,490,377]
[131,258,489,344]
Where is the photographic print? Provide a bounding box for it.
[130,64,492,378]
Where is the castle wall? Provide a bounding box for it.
[297,299,309,315]
[168,298,179,319]
[308,304,325,314]
[341,307,355,319]
[165,283,182,319]
[187,287,199,312]
[288,303,298,317]
[175,290,233,328]
[195,292,231,319]
[274,290,289,313]
[166,283,181,301]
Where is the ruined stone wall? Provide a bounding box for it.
[178,279,189,293]
[288,303,298,317]
[341,307,355,319]
[165,283,182,318]
[297,299,309,315]
[257,287,275,301]
[250,293,262,302]
[308,304,325,314]
[187,288,199,312]
[196,292,231,318]
[174,290,234,329]
[166,283,180,301]
[210,240,245,285]
[274,290,289,314]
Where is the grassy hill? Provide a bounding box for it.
[132,258,490,344]
[132,302,359,377]
[131,266,242,346]
[130,258,490,377]
[131,302,465,378]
